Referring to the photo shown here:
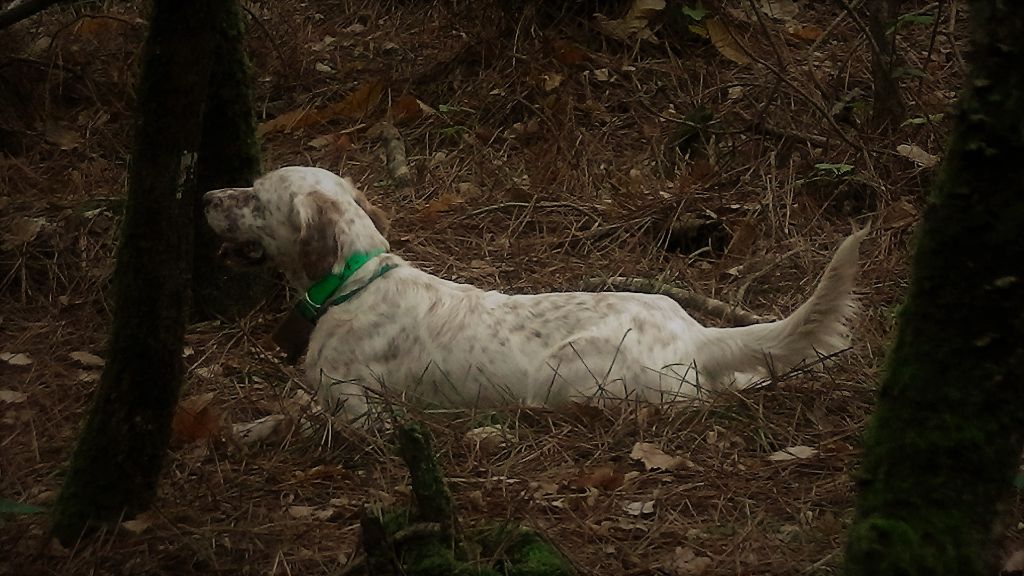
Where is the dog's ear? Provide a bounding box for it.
[295,192,342,280]
[353,188,390,236]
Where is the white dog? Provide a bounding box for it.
[204,166,866,423]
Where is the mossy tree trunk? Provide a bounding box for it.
[192,0,272,319]
[51,0,215,544]
[395,423,462,551]
[844,2,1024,575]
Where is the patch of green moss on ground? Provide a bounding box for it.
[475,525,575,576]
[376,515,573,576]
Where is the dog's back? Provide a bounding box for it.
[307,229,867,416]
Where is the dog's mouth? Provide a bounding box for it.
[217,241,267,268]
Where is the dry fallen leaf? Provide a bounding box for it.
[529,480,559,500]
[880,198,919,230]
[390,93,424,125]
[121,513,155,535]
[630,442,689,471]
[571,466,625,491]
[541,72,563,92]
[287,505,335,521]
[786,22,823,42]
[551,39,587,65]
[594,0,666,42]
[307,134,336,149]
[75,370,100,383]
[171,392,223,444]
[623,500,655,516]
[466,490,486,510]
[2,217,45,250]
[309,34,335,52]
[1,352,33,366]
[757,0,799,21]
[456,182,482,197]
[768,445,818,461]
[194,364,223,379]
[69,351,105,367]
[464,424,510,454]
[420,191,467,219]
[706,18,752,65]
[258,81,385,136]
[233,414,291,446]
[896,144,939,167]
[44,122,81,150]
[0,389,28,403]
[669,546,713,575]
[70,17,123,44]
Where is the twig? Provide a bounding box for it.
[719,9,868,158]
[464,201,601,222]
[808,0,865,55]
[746,116,831,147]
[918,1,945,95]
[0,0,66,30]
[581,276,770,326]
[239,3,289,76]
[827,0,887,67]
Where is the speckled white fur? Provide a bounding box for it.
[205,167,867,424]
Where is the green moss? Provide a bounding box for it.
[370,424,575,575]
[402,542,459,576]
[396,424,458,535]
[472,525,574,576]
[367,512,573,576]
[51,0,215,545]
[842,2,1024,574]
[504,532,574,576]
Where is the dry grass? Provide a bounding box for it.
[2,1,1021,574]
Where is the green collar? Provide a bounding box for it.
[296,250,393,322]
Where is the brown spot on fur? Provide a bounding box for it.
[381,337,402,363]
[298,192,343,280]
[353,188,390,236]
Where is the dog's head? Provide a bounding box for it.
[203,166,390,290]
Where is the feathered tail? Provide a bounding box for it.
[696,227,869,384]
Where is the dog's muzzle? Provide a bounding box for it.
[216,241,267,268]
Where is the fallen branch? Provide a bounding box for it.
[374,122,412,186]
[395,422,461,548]
[581,276,770,326]
[0,0,65,31]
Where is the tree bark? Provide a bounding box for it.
[866,0,905,130]
[192,0,272,320]
[843,2,1024,574]
[50,0,215,544]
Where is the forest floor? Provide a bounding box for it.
[2,1,1020,574]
